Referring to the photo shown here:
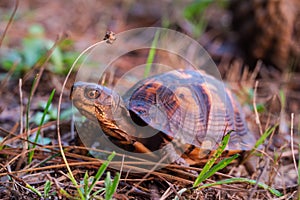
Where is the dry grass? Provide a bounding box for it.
[0,0,299,199]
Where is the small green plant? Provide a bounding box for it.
[175,132,238,198]
[195,177,282,197]
[240,125,278,166]
[28,89,55,163]
[43,180,52,198]
[20,178,57,198]
[104,171,120,200]
[0,24,79,76]
[183,0,211,37]
[30,101,72,125]
[183,0,228,37]
[26,182,42,197]
[175,127,283,199]
[73,151,120,199]
[194,132,239,186]
[25,75,71,163]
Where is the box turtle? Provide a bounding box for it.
[70,69,256,166]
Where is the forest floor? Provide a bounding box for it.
[0,0,299,199]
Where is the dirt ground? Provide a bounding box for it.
[0,0,299,199]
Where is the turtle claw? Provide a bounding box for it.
[174,157,199,176]
[174,157,189,166]
[162,143,184,164]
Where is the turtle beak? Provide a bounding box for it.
[70,84,75,100]
[70,83,80,100]
[70,82,85,100]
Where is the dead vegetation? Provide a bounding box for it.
[0,0,299,199]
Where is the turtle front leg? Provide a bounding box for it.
[162,142,199,176]
[162,142,189,166]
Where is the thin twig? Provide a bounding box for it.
[0,121,56,146]
[159,175,182,200]
[253,80,263,136]
[18,79,23,138]
[0,0,19,47]
[290,113,298,179]
[250,60,262,84]
[15,78,26,171]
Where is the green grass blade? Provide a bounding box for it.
[83,171,89,196]
[105,172,112,200]
[144,30,160,78]
[59,188,78,200]
[26,183,42,197]
[198,154,239,183]
[254,125,277,149]
[193,132,231,187]
[43,180,51,197]
[111,173,120,193]
[91,188,105,197]
[105,172,120,200]
[279,89,286,109]
[241,125,278,166]
[37,152,60,167]
[28,89,55,163]
[197,177,283,197]
[87,151,116,195]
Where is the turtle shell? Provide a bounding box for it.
[123,69,256,151]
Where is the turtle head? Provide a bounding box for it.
[70,81,127,123]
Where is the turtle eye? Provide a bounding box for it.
[85,88,100,99]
